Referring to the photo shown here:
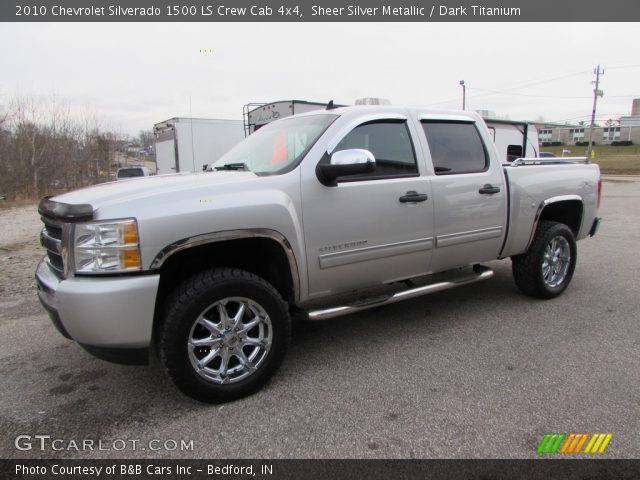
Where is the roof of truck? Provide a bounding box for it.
[292,105,483,123]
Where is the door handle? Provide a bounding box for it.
[399,191,428,203]
[479,184,501,194]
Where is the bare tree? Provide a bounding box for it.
[0,95,128,200]
[138,130,154,150]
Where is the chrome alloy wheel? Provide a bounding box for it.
[542,236,571,288]
[187,297,272,384]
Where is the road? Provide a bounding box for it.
[0,177,638,459]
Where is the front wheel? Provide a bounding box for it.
[159,268,291,402]
[512,221,577,299]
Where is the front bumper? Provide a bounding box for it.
[36,256,160,365]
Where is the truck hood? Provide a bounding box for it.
[53,171,258,212]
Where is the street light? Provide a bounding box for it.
[459,80,466,110]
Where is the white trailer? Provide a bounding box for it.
[484,119,540,163]
[244,100,331,135]
[153,118,245,175]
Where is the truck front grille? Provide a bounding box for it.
[40,216,66,278]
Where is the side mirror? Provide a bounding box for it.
[317,149,376,186]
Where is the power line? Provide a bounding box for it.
[466,87,590,99]
[476,69,590,93]
[605,64,640,70]
[466,86,638,100]
[423,68,592,107]
[547,113,628,123]
[423,65,638,114]
[464,69,591,101]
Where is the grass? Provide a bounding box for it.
[541,145,640,175]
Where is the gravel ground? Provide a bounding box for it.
[0,205,41,298]
[0,178,638,459]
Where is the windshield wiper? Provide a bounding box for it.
[214,163,250,171]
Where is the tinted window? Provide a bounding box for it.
[507,144,523,163]
[421,122,487,175]
[334,121,417,179]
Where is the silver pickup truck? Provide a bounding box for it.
[36,106,601,402]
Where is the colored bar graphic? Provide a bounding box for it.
[544,434,558,453]
[598,434,613,453]
[567,434,581,453]
[538,432,612,454]
[584,433,614,454]
[574,433,589,453]
[549,433,565,453]
[537,434,552,454]
[559,433,575,454]
[591,434,605,452]
[570,434,587,453]
[584,434,598,453]
[537,433,566,454]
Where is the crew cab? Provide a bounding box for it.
[36,106,601,402]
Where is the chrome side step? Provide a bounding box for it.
[307,265,494,321]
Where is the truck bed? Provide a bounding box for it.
[500,160,601,258]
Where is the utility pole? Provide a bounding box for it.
[459,80,466,110]
[586,65,604,159]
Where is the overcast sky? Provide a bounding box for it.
[1,22,639,135]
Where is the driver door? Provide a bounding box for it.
[301,117,435,298]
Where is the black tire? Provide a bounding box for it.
[159,268,291,403]
[512,221,577,299]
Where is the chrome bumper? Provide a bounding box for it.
[36,257,160,362]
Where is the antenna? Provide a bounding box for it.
[326,100,337,110]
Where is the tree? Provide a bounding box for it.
[138,130,154,149]
[0,95,128,200]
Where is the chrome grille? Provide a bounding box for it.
[40,216,65,278]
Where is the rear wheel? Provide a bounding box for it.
[512,221,577,299]
[159,268,291,402]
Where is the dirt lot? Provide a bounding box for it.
[1,178,639,459]
[0,205,41,298]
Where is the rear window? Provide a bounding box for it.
[117,168,144,178]
[422,122,488,175]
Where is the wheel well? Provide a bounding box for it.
[153,238,296,335]
[539,200,583,237]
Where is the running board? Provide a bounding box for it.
[307,265,494,321]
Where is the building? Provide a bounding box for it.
[619,115,640,128]
[537,99,640,146]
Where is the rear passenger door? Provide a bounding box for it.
[421,119,507,272]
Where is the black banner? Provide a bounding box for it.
[2,0,640,22]
[3,459,640,479]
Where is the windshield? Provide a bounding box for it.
[211,114,337,175]
[117,168,144,178]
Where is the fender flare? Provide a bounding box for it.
[150,228,300,302]
[526,195,583,250]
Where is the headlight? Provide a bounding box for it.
[73,219,142,273]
